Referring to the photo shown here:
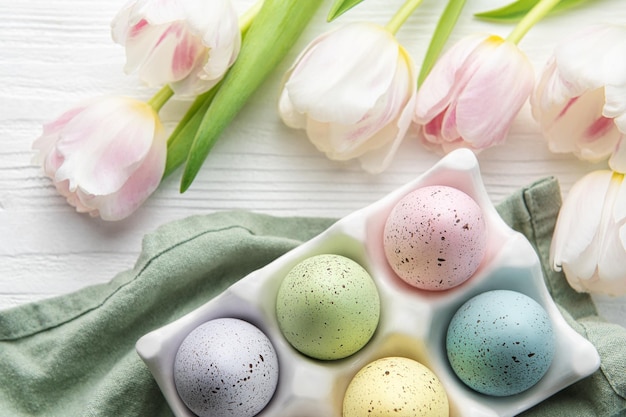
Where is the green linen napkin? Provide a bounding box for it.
[0,177,624,417]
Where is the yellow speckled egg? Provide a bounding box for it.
[343,357,449,417]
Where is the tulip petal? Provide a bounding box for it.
[278,81,307,129]
[141,23,204,84]
[358,91,417,173]
[68,187,98,216]
[605,84,626,134]
[609,138,626,173]
[89,127,167,221]
[333,48,414,156]
[555,25,626,94]
[612,173,626,225]
[119,21,173,78]
[607,85,626,174]
[531,58,569,113]
[594,174,626,293]
[545,88,622,161]
[551,170,611,280]
[414,34,486,124]
[455,40,533,148]
[421,112,445,146]
[53,98,157,195]
[33,106,86,176]
[283,22,399,125]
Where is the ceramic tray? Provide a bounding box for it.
[136,148,600,417]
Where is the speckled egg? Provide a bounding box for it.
[343,357,449,417]
[446,290,555,396]
[276,254,380,360]
[173,318,279,417]
[383,185,487,290]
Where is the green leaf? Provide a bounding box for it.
[418,0,466,87]
[327,0,366,22]
[163,87,219,179]
[475,0,594,22]
[180,0,324,192]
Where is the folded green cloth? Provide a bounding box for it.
[0,177,624,417]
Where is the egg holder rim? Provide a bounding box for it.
[136,148,601,417]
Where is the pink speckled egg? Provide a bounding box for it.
[383,185,487,291]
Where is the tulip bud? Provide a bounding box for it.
[414,34,534,153]
[531,24,626,173]
[278,22,417,173]
[32,97,167,221]
[111,0,241,97]
[551,170,626,296]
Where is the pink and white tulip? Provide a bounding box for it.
[414,34,534,153]
[551,170,626,296]
[32,97,167,221]
[111,0,241,97]
[278,22,417,173]
[531,24,626,173]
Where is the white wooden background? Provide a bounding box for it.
[1,0,625,329]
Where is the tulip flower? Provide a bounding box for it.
[278,21,417,173]
[277,20,417,174]
[550,170,626,296]
[32,95,169,221]
[414,0,562,154]
[414,34,533,153]
[111,0,241,97]
[530,24,626,173]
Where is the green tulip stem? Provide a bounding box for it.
[385,0,424,35]
[147,85,174,113]
[506,0,561,45]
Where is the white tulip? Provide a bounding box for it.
[531,24,626,173]
[278,22,417,174]
[414,34,534,154]
[32,96,167,221]
[111,0,241,97]
[551,170,626,296]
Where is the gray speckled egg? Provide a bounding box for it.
[276,254,380,360]
[446,290,555,396]
[383,185,487,290]
[173,318,279,417]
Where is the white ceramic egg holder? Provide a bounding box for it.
[136,149,600,417]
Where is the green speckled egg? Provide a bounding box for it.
[276,254,380,360]
[343,357,450,417]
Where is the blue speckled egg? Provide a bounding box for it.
[174,318,279,417]
[446,290,555,396]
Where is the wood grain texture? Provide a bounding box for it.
[1,0,624,326]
